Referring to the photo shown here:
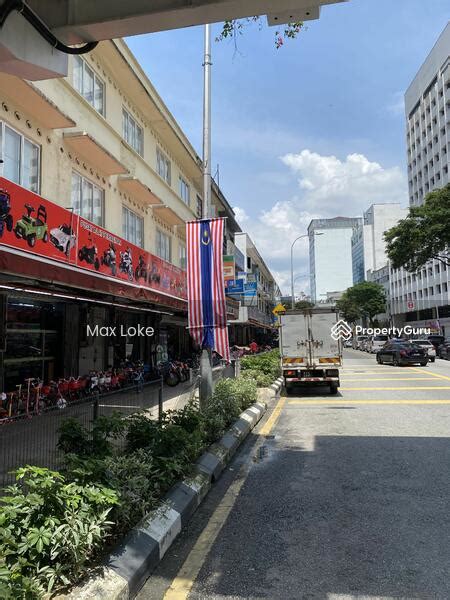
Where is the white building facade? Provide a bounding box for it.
[308,217,362,303]
[390,22,450,335]
[352,203,408,284]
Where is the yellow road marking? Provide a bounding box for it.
[339,386,450,391]
[288,399,450,405]
[410,367,450,381]
[340,377,437,382]
[163,396,285,599]
[259,396,285,436]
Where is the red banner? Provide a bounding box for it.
[0,177,187,301]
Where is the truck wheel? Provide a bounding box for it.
[6,214,13,231]
[330,385,339,395]
[43,231,48,243]
[27,234,36,248]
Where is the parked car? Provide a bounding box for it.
[343,338,353,348]
[437,338,450,360]
[428,335,445,352]
[354,335,368,350]
[376,340,428,366]
[367,334,389,354]
[361,337,372,352]
[412,339,436,362]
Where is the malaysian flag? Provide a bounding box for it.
[186,218,230,362]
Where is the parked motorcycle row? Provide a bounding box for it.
[0,357,198,423]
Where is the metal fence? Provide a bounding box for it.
[0,380,162,488]
[0,361,235,489]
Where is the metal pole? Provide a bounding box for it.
[200,23,214,408]
[158,376,163,422]
[290,241,295,310]
[202,23,212,220]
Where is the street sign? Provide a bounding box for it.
[273,303,286,316]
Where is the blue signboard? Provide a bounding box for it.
[243,281,257,305]
[226,279,244,295]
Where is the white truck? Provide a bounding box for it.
[279,308,342,395]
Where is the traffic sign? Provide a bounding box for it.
[273,303,286,316]
[407,301,415,310]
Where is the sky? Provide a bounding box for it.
[126,0,450,294]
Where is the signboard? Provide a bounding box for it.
[247,272,257,283]
[243,281,257,305]
[407,301,415,310]
[0,177,187,300]
[223,254,235,283]
[226,279,244,296]
[272,303,286,316]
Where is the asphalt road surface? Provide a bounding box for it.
[137,349,450,600]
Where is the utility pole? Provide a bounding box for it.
[200,23,213,408]
[202,23,212,220]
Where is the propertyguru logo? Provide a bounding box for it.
[331,320,431,341]
[331,319,353,341]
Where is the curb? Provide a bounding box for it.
[63,384,280,599]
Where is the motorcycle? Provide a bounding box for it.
[0,188,13,238]
[135,255,148,282]
[119,248,133,281]
[101,243,117,275]
[78,241,100,270]
[157,361,180,387]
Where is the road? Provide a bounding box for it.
[138,349,450,600]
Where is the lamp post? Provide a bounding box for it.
[290,232,323,309]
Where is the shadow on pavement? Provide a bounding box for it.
[191,434,450,600]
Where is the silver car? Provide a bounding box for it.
[413,339,436,362]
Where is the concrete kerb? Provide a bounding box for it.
[60,382,280,600]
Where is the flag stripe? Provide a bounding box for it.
[186,218,229,361]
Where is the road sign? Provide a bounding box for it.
[407,301,415,310]
[273,303,286,316]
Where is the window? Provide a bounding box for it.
[71,172,104,225]
[156,229,171,262]
[0,122,40,192]
[179,243,186,269]
[73,56,105,115]
[196,195,203,218]
[122,109,143,156]
[156,148,171,185]
[179,177,190,204]
[122,206,143,248]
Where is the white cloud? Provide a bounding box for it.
[386,91,405,116]
[233,149,408,294]
[280,150,408,216]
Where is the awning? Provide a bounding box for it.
[0,247,187,312]
[118,176,163,206]
[0,73,76,129]
[63,131,128,175]
[151,205,185,227]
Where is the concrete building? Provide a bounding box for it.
[390,22,450,335]
[232,232,280,344]
[308,217,362,303]
[367,264,391,325]
[0,39,243,391]
[351,203,407,284]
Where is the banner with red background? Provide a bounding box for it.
[0,177,187,301]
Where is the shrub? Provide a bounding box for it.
[241,368,272,388]
[240,350,280,380]
[0,466,118,598]
[57,413,125,459]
